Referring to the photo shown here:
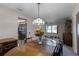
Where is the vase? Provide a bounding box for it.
[38,36,42,44]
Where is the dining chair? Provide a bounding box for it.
[53,41,63,56]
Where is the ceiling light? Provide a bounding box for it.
[33,3,45,25]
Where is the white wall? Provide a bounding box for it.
[0,5,27,39]
[72,15,77,54]
[0,5,37,40]
[27,18,36,39]
[71,4,79,54]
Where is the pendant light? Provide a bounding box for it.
[33,3,45,25]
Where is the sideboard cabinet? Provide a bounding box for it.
[0,38,17,55]
[63,20,72,46]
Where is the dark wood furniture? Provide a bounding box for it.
[63,20,72,46]
[0,38,17,56]
[5,39,62,56]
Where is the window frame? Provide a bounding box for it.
[46,24,58,34]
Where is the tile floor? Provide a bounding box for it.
[63,45,77,56]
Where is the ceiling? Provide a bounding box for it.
[0,3,78,23]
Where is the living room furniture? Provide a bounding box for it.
[0,38,17,56]
[63,20,72,46]
[5,39,62,56]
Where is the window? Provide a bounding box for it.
[46,25,57,33]
[46,26,51,33]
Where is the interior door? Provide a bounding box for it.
[18,20,27,40]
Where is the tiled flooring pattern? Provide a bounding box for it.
[63,45,77,56]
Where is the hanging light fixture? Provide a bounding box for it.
[33,3,45,25]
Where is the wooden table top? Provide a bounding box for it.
[5,40,56,56]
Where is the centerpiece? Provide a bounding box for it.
[34,28,44,44]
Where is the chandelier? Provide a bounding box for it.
[33,3,45,25]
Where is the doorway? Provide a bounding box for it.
[17,17,27,46]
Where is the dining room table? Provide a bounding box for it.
[4,39,59,56]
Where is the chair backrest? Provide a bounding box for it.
[53,41,63,56]
[53,44,59,56]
